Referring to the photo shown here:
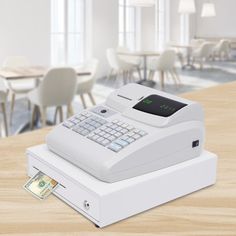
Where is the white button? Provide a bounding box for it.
[108,136,116,141]
[115,127,122,132]
[122,123,128,128]
[133,129,140,133]
[81,130,89,136]
[128,132,135,137]
[87,133,95,138]
[63,121,74,128]
[111,125,118,129]
[104,133,110,139]
[114,132,122,138]
[127,137,135,143]
[139,130,147,136]
[92,135,99,141]
[133,134,141,140]
[99,131,106,136]
[120,129,128,134]
[108,143,123,152]
[97,137,104,143]
[110,130,116,135]
[121,135,129,141]
[127,126,134,131]
[112,120,119,124]
[105,128,112,133]
[115,139,129,147]
[101,139,110,146]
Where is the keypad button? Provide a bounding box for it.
[115,139,129,147]
[87,133,95,139]
[99,131,106,136]
[101,139,110,146]
[120,128,128,134]
[127,132,135,137]
[139,130,147,136]
[108,143,123,152]
[105,128,112,133]
[104,133,110,139]
[97,137,104,143]
[114,132,122,138]
[110,130,116,135]
[115,127,122,132]
[127,137,135,143]
[108,136,116,141]
[81,130,89,136]
[111,124,118,129]
[63,121,75,128]
[127,126,134,131]
[121,135,129,141]
[92,135,99,141]
[133,134,141,140]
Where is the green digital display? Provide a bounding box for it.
[133,94,187,117]
[142,99,153,105]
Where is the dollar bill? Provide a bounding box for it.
[24,171,58,200]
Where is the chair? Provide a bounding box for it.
[3,56,37,124]
[106,48,137,84]
[76,59,99,109]
[191,42,215,69]
[117,47,142,79]
[0,78,9,137]
[212,40,230,60]
[28,67,77,129]
[148,50,180,90]
[190,39,205,47]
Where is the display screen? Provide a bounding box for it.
[133,95,187,117]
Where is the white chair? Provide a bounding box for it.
[76,59,99,109]
[191,42,215,69]
[106,48,137,84]
[117,46,142,79]
[28,67,77,129]
[212,40,230,60]
[3,56,37,124]
[190,39,205,47]
[0,78,9,137]
[148,50,180,90]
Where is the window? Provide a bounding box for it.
[51,0,85,66]
[119,0,138,50]
[180,14,189,44]
[155,0,170,50]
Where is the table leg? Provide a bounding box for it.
[182,48,195,70]
[137,55,156,87]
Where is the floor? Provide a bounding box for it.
[0,58,236,137]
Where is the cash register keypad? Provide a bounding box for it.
[63,112,147,152]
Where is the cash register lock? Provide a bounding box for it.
[83,200,90,210]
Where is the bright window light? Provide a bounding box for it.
[51,0,85,66]
[119,0,138,51]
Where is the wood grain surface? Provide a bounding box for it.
[0,82,236,235]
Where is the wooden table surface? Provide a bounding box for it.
[0,66,91,80]
[118,50,160,57]
[0,82,236,235]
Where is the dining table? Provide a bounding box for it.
[1,81,236,235]
[170,44,196,70]
[118,51,160,87]
[0,66,91,80]
[0,66,91,134]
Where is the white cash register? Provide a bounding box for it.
[27,84,217,227]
